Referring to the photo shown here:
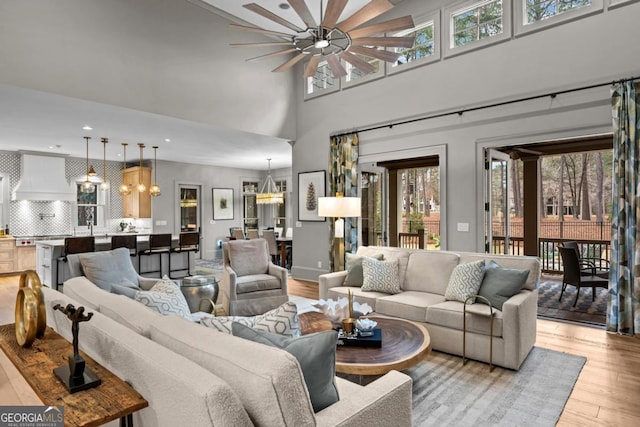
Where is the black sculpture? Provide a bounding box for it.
[53,303,101,393]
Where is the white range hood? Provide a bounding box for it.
[12,153,75,201]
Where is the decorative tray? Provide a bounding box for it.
[337,328,382,348]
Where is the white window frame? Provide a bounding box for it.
[387,11,441,75]
[74,180,108,230]
[608,0,639,8]
[515,0,604,36]
[342,53,384,89]
[303,59,340,100]
[443,0,512,58]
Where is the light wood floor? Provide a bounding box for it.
[3,275,640,425]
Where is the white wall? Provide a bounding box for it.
[291,0,640,280]
[0,0,297,141]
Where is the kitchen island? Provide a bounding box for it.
[35,234,194,288]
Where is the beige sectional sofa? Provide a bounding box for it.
[41,249,413,426]
[319,246,541,370]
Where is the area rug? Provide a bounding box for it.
[406,347,585,426]
[537,276,606,325]
[193,258,223,281]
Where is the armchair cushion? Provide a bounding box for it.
[201,301,300,337]
[227,239,269,276]
[77,247,139,291]
[232,322,339,413]
[235,274,282,294]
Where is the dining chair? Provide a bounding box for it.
[558,246,608,307]
[232,228,246,240]
[262,229,280,265]
[273,227,283,238]
[247,229,260,239]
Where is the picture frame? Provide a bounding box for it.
[212,188,234,220]
[298,170,326,222]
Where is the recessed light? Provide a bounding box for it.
[164,138,171,143]
[82,125,93,131]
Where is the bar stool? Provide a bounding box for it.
[111,235,138,266]
[138,234,172,278]
[56,236,95,290]
[169,231,200,279]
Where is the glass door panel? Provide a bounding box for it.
[485,149,510,254]
[179,187,199,231]
[360,165,387,247]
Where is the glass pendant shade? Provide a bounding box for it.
[119,143,132,196]
[81,136,95,194]
[150,145,161,196]
[137,143,146,193]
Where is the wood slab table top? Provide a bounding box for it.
[298,312,431,376]
[0,323,148,427]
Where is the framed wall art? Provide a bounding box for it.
[298,170,326,222]
[212,188,234,220]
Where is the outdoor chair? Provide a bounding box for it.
[558,246,608,307]
[559,241,610,279]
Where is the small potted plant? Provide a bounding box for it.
[119,221,128,232]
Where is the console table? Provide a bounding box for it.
[0,323,148,427]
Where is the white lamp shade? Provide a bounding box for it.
[318,196,361,218]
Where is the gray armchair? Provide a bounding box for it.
[220,239,288,316]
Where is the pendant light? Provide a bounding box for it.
[100,137,109,191]
[81,136,95,194]
[149,145,161,196]
[119,143,132,196]
[256,158,284,204]
[137,143,146,193]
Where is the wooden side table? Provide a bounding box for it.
[0,323,148,427]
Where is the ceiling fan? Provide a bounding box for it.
[230,0,416,78]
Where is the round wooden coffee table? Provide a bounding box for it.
[299,312,431,376]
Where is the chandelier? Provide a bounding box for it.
[256,158,284,205]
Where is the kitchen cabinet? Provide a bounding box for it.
[0,239,15,273]
[17,246,37,271]
[122,166,151,218]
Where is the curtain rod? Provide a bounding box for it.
[333,75,640,138]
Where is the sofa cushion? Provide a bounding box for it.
[228,239,269,276]
[232,323,339,413]
[375,291,446,323]
[77,247,139,291]
[235,274,282,294]
[98,294,162,337]
[150,316,317,426]
[427,300,503,337]
[356,246,411,289]
[361,257,401,294]
[344,253,384,287]
[478,264,529,310]
[444,260,486,303]
[201,301,300,337]
[404,251,461,294]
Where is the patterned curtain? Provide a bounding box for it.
[608,81,640,335]
[329,133,359,271]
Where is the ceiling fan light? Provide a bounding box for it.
[314,39,330,49]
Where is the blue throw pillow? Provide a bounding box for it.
[478,262,529,310]
[232,322,339,412]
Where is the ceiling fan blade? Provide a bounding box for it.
[348,16,415,39]
[273,53,307,72]
[247,48,298,62]
[339,52,375,75]
[337,0,393,33]
[228,23,293,38]
[304,56,321,78]
[351,36,415,48]
[288,0,317,29]
[322,0,348,29]
[326,54,347,78]
[349,45,401,63]
[231,42,294,48]
[243,3,304,33]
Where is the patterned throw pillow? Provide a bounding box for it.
[444,260,486,303]
[344,253,384,287]
[134,277,191,319]
[201,301,300,337]
[361,257,401,294]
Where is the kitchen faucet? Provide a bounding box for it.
[87,211,94,236]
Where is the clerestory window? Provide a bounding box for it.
[388,11,440,74]
[515,0,603,35]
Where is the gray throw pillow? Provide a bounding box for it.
[344,253,384,287]
[78,248,139,291]
[232,322,339,413]
[111,279,139,299]
[478,265,529,310]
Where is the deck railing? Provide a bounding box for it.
[398,231,425,249]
